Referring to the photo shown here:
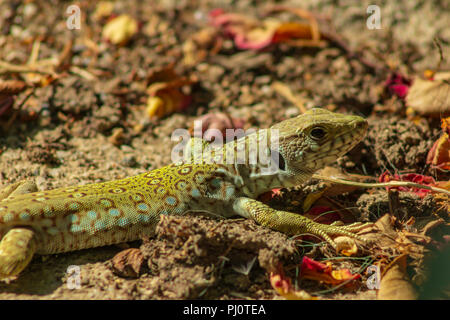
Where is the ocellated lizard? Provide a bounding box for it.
[0,108,368,279]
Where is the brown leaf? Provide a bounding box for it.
[426,117,450,170]
[378,254,418,300]
[406,72,450,116]
[0,80,27,95]
[270,265,316,300]
[145,65,196,120]
[111,248,145,278]
[102,14,139,45]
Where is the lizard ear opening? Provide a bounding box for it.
[270,149,286,171]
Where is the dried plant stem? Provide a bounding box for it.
[312,174,450,196]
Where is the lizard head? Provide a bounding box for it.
[270,108,367,184]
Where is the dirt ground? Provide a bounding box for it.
[0,0,449,300]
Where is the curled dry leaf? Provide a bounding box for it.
[102,14,139,45]
[300,256,361,286]
[111,248,145,278]
[334,236,358,256]
[182,27,222,66]
[270,266,316,300]
[406,72,450,116]
[145,65,196,120]
[93,1,114,21]
[209,8,324,50]
[0,80,27,117]
[0,80,27,95]
[426,117,450,170]
[378,254,418,300]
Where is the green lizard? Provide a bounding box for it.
[0,108,369,279]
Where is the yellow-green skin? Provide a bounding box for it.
[0,108,369,279]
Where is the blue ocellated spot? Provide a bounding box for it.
[137,203,149,211]
[94,220,106,231]
[100,199,113,207]
[70,224,83,233]
[191,189,201,197]
[173,206,185,214]
[226,186,235,198]
[108,208,120,217]
[138,214,151,223]
[165,196,177,206]
[68,214,79,223]
[159,208,170,216]
[19,212,31,221]
[87,210,97,219]
[117,217,130,227]
[68,202,80,210]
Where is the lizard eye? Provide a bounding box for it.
[310,127,326,140]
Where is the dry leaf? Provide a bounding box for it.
[182,27,222,66]
[102,14,138,45]
[93,1,114,21]
[209,8,324,50]
[378,254,418,300]
[0,80,28,117]
[334,236,358,256]
[111,248,145,278]
[270,266,316,300]
[406,72,450,116]
[379,171,437,198]
[427,117,450,170]
[145,65,196,120]
[300,256,361,286]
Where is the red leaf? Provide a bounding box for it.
[379,171,436,198]
[300,256,360,285]
[385,73,411,99]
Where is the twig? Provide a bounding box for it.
[312,174,450,196]
[272,81,308,113]
[4,88,34,131]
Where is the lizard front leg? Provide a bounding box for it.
[0,180,39,279]
[233,197,368,249]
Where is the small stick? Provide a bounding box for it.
[312,174,450,196]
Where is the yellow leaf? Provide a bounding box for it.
[102,14,138,45]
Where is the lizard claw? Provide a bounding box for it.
[308,221,373,250]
